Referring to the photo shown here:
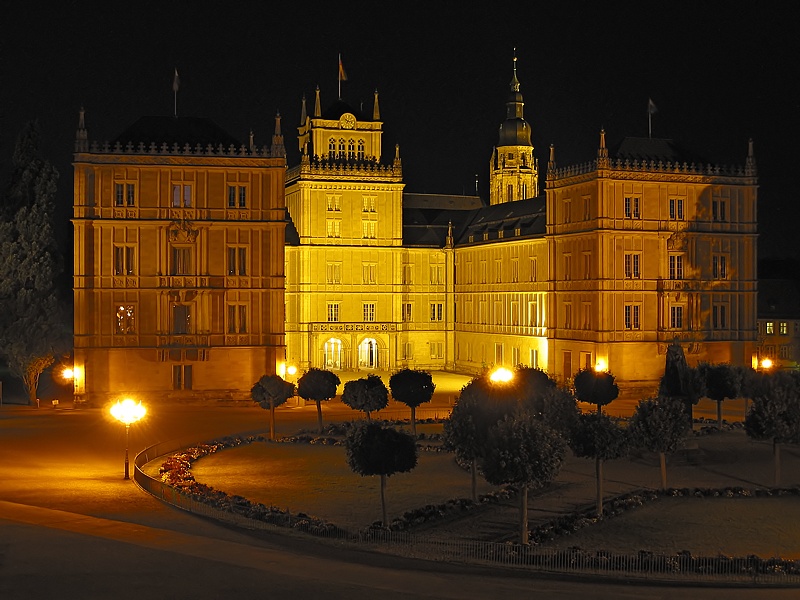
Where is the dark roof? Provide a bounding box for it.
[403,193,483,210]
[612,137,709,164]
[454,195,546,245]
[758,279,800,320]
[284,210,300,246]
[112,116,242,148]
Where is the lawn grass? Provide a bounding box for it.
[543,495,800,559]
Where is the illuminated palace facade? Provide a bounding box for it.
[71,112,287,404]
[284,60,758,392]
[72,60,758,402]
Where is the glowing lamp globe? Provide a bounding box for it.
[111,398,147,425]
[489,367,513,383]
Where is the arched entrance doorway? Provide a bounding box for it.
[358,337,379,369]
[323,338,343,370]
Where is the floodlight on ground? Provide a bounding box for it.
[287,365,297,376]
[594,358,608,372]
[110,398,146,480]
[760,358,773,370]
[489,367,513,383]
[62,368,74,380]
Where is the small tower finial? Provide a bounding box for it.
[373,89,381,121]
[745,138,757,176]
[271,110,285,158]
[75,106,88,153]
[299,93,307,125]
[314,85,321,118]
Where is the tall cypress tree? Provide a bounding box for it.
[0,121,69,404]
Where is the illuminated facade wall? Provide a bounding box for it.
[284,92,454,372]
[72,114,287,404]
[542,134,758,387]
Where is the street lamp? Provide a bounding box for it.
[110,398,146,480]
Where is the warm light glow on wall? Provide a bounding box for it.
[594,358,608,372]
[761,358,773,370]
[277,362,286,378]
[287,365,297,376]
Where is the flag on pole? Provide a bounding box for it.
[338,55,347,82]
[173,68,180,93]
[648,98,657,114]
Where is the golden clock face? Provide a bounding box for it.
[340,113,356,129]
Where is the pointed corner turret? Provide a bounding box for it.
[373,89,381,121]
[75,106,88,153]
[271,110,286,159]
[745,137,757,176]
[299,93,307,126]
[597,128,609,167]
[546,143,556,179]
[314,86,321,118]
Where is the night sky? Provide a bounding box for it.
[2,2,796,258]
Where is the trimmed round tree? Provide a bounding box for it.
[573,368,619,414]
[628,396,691,488]
[569,411,628,517]
[341,374,389,420]
[658,341,705,421]
[481,413,566,545]
[698,362,742,429]
[251,374,295,440]
[442,374,518,501]
[297,368,340,434]
[345,421,418,527]
[388,368,435,437]
[745,371,800,486]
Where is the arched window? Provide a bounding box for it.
[347,139,356,160]
[328,138,336,158]
[357,140,365,161]
[338,138,346,158]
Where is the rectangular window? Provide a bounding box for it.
[712,304,728,330]
[583,253,591,279]
[582,302,591,329]
[530,257,537,282]
[564,303,572,329]
[494,301,503,325]
[430,341,444,359]
[227,185,247,208]
[780,322,788,335]
[362,196,376,212]
[126,183,135,206]
[113,246,135,276]
[402,303,412,322]
[115,304,135,334]
[495,343,504,365]
[327,303,340,322]
[624,253,640,278]
[326,195,341,211]
[481,261,487,283]
[669,254,684,280]
[227,247,247,276]
[326,262,341,284]
[172,365,193,390]
[766,321,774,335]
[115,183,124,206]
[115,183,135,206]
[624,304,640,330]
[172,184,192,208]
[528,299,539,327]
[530,348,539,369]
[430,264,444,284]
[512,347,520,366]
[624,196,640,219]
[326,219,341,238]
[669,198,685,220]
[511,301,520,326]
[363,303,376,322]
[402,342,413,360]
[564,199,571,223]
[402,264,413,284]
[171,247,192,275]
[227,304,248,333]
[712,199,727,222]
[495,259,502,283]
[780,345,790,359]
[511,259,519,283]
[583,197,590,221]
[430,302,443,322]
[362,220,376,239]
[670,305,684,329]
[172,304,191,334]
[362,262,377,285]
[564,254,571,280]
[712,255,727,279]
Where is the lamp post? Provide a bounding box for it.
[110,398,146,480]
